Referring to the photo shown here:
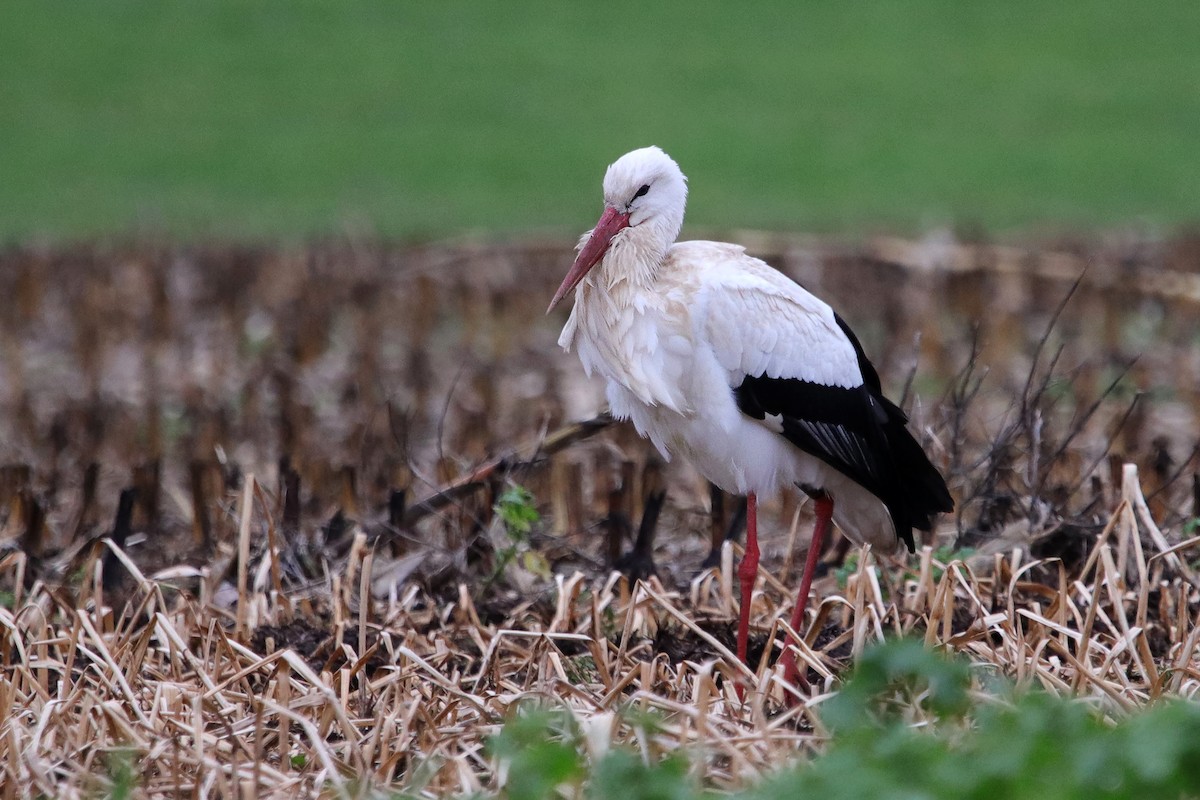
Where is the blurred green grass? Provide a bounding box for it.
[2,1,1198,241]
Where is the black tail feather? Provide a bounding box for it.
[880,398,953,551]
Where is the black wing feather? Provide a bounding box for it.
[733,313,953,551]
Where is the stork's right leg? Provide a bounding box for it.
[736,492,759,667]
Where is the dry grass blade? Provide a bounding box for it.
[3,484,1195,796]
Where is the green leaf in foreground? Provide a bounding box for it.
[587,749,700,800]
[485,640,1200,800]
[818,637,972,732]
[488,707,584,800]
[104,749,136,800]
[746,639,1200,800]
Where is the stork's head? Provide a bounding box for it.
[548,146,688,312]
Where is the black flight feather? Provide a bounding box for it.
[733,313,953,551]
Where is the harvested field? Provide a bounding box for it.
[1,233,1200,797]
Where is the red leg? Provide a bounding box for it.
[779,494,834,691]
[736,492,759,667]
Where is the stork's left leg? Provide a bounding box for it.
[735,492,759,667]
[778,492,834,690]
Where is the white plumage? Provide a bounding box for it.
[555,149,896,551]
[550,146,952,689]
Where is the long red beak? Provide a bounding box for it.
[547,206,631,313]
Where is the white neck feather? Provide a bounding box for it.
[591,210,681,302]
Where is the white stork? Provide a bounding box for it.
[549,146,953,689]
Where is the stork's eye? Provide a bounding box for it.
[632,184,650,201]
